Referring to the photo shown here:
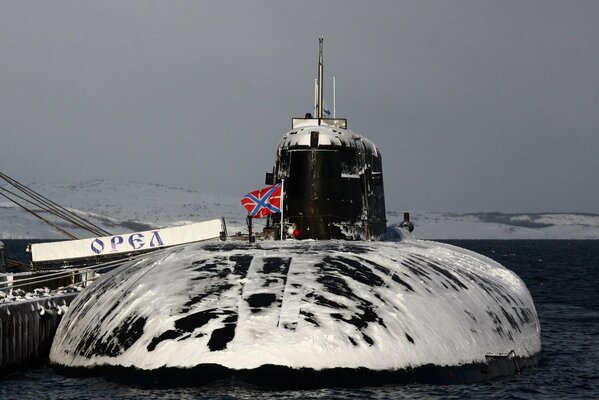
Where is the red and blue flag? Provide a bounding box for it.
[241,182,282,218]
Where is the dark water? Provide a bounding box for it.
[1,240,598,399]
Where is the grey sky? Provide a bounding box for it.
[1,1,598,213]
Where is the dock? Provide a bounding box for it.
[1,294,77,371]
[0,268,94,371]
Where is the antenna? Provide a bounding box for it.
[333,76,336,118]
[314,79,317,116]
[317,36,324,119]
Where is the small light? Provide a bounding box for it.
[293,229,301,239]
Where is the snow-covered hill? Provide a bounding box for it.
[0,180,246,239]
[1,180,598,239]
[389,211,599,240]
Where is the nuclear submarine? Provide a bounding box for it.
[49,38,541,387]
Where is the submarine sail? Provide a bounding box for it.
[267,37,386,240]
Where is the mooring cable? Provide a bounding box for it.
[0,172,111,237]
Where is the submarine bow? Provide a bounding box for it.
[50,240,540,378]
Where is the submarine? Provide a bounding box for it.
[49,38,541,387]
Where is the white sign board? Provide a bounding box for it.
[31,219,224,263]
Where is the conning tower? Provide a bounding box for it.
[266,38,386,240]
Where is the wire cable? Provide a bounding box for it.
[0,172,111,237]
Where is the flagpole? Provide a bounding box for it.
[314,79,317,116]
[280,179,285,240]
[333,76,336,118]
[247,215,254,243]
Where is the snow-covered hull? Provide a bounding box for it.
[50,240,540,385]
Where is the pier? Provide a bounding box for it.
[1,294,77,371]
[0,267,95,371]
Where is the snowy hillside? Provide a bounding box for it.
[1,180,599,239]
[388,211,599,240]
[0,180,246,239]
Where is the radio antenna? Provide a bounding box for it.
[314,79,317,116]
[333,76,336,118]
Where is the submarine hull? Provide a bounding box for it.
[50,239,541,385]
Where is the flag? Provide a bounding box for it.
[315,103,331,117]
[241,182,282,218]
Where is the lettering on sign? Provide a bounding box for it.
[90,231,165,255]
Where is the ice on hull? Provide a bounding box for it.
[49,239,541,385]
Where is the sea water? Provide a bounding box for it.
[1,240,598,399]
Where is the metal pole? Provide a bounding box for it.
[280,179,285,240]
[333,76,336,118]
[314,79,318,116]
[318,36,324,120]
[247,215,254,243]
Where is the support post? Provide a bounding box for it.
[246,215,255,243]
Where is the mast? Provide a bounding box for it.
[317,36,324,120]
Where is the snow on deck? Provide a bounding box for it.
[50,239,540,371]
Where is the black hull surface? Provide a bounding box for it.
[54,353,540,388]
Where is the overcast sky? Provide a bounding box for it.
[1,1,598,213]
